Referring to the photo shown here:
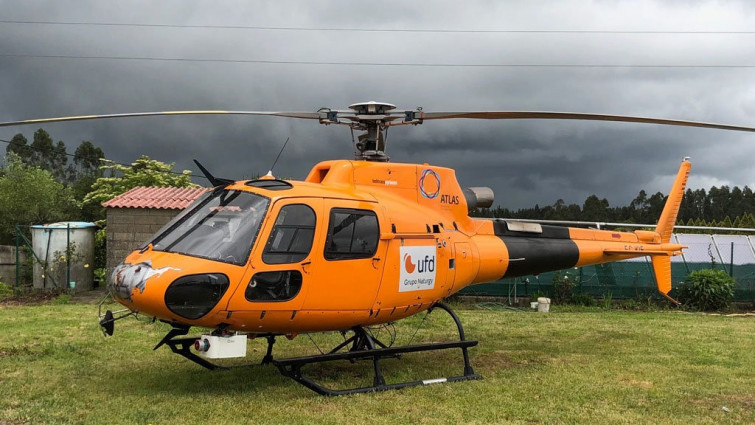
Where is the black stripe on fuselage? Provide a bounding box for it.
[492,220,580,278]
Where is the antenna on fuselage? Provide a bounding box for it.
[266,137,290,178]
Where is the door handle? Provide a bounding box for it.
[301,260,312,274]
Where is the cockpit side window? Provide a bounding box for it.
[324,208,379,260]
[262,204,316,264]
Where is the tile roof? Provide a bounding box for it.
[102,186,211,210]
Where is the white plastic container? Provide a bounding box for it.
[537,297,551,313]
[31,222,96,292]
[195,334,247,359]
[530,301,539,309]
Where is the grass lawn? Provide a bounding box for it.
[0,300,753,424]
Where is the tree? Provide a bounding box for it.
[7,130,106,185]
[719,216,734,232]
[743,186,755,216]
[27,129,70,181]
[729,186,745,219]
[73,141,105,176]
[83,155,197,209]
[6,133,32,161]
[707,185,731,221]
[679,188,708,223]
[71,141,107,221]
[646,192,667,223]
[449,182,755,228]
[741,212,755,229]
[0,153,79,244]
[582,195,610,222]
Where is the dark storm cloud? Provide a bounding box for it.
[1,0,754,209]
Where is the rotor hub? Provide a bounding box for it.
[318,101,423,162]
[348,101,397,115]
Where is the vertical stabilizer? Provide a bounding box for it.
[655,158,691,243]
[650,158,690,304]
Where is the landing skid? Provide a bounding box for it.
[154,302,481,395]
[274,338,480,395]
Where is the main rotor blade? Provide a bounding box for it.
[420,111,755,133]
[0,110,321,128]
[3,108,754,134]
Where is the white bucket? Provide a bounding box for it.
[530,301,539,309]
[537,297,551,313]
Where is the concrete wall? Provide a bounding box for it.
[106,208,179,280]
[0,245,24,286]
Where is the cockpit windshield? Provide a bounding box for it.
[148,189,269,265]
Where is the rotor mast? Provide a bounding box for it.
[317,101,424,162]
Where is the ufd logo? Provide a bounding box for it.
[399,246,437,293]
[403,254,435,274]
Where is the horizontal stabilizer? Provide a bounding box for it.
[603,241,685,257]
[603,249,679,256]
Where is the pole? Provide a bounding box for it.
[14,225,20,290]
[730,242,734,277]
[66,223,71,291]
[579,267,584,293]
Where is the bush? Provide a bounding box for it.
[676,269,735,311]
[620,293,663,311]
[0,281,14,300]
[530,290,547,299]
[51,294,72,305]
[94,268,107,287]
[571,293,596,307]
[620,299,644,311]
[551,271,575,304]
[94,225,106,270]
[600,292,613,309]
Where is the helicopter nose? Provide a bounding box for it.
[110,261,175,304]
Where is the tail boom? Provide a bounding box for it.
[466,158,691,303]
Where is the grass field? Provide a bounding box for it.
[0,299,753,425]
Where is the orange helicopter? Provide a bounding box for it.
[2,101,755,395]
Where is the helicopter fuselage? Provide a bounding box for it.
[111,159,685,334]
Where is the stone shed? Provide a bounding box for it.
[103,186,209,278]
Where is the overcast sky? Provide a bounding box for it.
[1,0,754,209]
